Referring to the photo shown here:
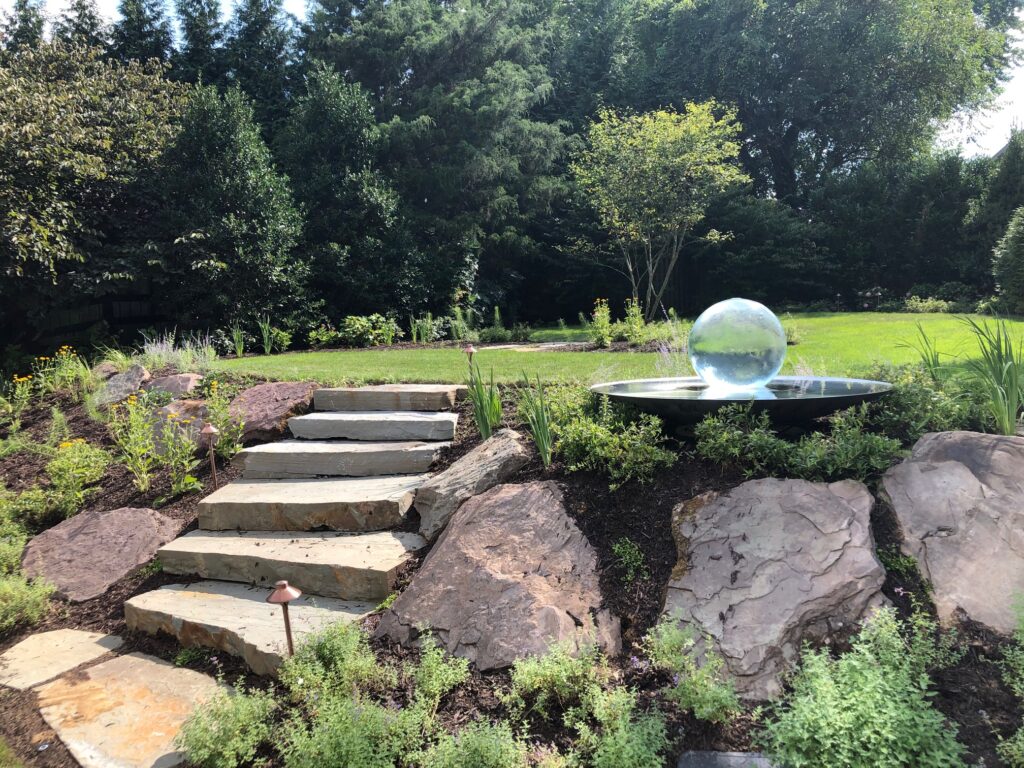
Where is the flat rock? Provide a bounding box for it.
[159,529,425,601]
[0,629,123,690]
[678,753,773,768]
[229,381,317,444]
[416,429,530,540]
[376,481,621,670]
[91,362,119,381]
[665,478,887,700]
[94,363,150,407]
[315,384,466,412]
[198,476,427,532]
[22,507,180,602]
[289,411,458,441]
[144,373,203,397]
[126,581,375,676]
[36,652,222,768]
[880,431,1024,634]
[235,440,446,478]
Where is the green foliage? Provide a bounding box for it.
[999,607,1024,765]
[994,206,1024,315]
[516,374,553,468]
[876,547,921,581]
[204,380,245,459]
[230,326,246,358]
[109,393,158,492]
[555,395,676,489]
[418,721,529,768]
[904,296,953,313]
[338,315,402,348]
[307,324,339,349]
[622,298,646,345]
[257,316,274,355]
[695,404,902,482]
[610,538,647,583]
[279,621,397,701]
[864,364,984,444]
[567,686,669,768]
[1,0,45,49]
[46,439,110,517]
[502,644,605,722]
[110,0,173,63]
[961,316,1024,435]
[160,413,202,497]
[589,299,612,348]
[762,607,966,768]
[641,616,740,724]
[897,324,945,384]
[0,573,52,634]
[467,363,503,440]
[175,685,277,768]
[410,636,471,720]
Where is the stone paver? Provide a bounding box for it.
[288,411,458,441]
[678,752,774,768]
[159,529,425,601]
[125,581,374,676]
[198,476,427,532]
[35,652,222,768]
[0,630,123,690]
[314,384,465,412]
[235,439,447,478]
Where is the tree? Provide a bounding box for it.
[174,0,225,84]
[615,0,1014,204]
[572,104,748,319]
[149,86,304,330]
[994,207,1024,315]
[1,0,44,50]
[224,0,294,132]
[52,0,110,49]
[966,130,1024,269]
[110,0,173,63]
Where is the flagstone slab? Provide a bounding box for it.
[35,652,222,768]
[314,384,466,412]
[0,630,123,690]
[234,440,447,478]
[289,411,458,441]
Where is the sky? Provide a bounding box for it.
[2,0,1022,157]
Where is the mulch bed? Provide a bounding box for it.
[0,386,1020,766]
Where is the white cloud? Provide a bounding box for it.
[0,0,308,28]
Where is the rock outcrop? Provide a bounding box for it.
[144,373,203,397]
[94,364,150,407]
[881,431,1024,635]
[665,478,887,700]
[377,481,620,670]
[229,381,317,443]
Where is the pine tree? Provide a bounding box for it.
[967,130,1024,269]
[174,0,224,83]
[110,0,173,63]
[52,0,110,49]
[1,0,45,50]
[224,0,294,133]
[994,206,1024,315]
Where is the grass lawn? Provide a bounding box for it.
[213,312,1024,385]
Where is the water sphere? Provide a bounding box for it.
[688,298,786,391]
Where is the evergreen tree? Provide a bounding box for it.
[966,129,1024,271]
[150,86,305,330]
[52,0,110,49]
[174,0,224,83]
[994,206,1024,315]
[110,0,173,63]
[1,0,45,50]
[299,0,363,67]
[224,0,294,132]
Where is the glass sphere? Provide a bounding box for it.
[688,298,786,391]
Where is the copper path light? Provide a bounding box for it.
[267,580,302,656]
[200,423,220,490]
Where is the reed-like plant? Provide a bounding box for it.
[256,316,274,355]
[897,322,944,384]
[961,316,1024,436]
[467,362,502,439]
[230,325,246,358]
[518,373,553,467]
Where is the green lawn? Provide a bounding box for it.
[212,313,1024,385]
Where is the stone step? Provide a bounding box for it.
[125,581,375,676]
[198,476,428,532]
[314,384,466,412]
[158,529,425,601]
[290,410,458,442]
[234,440,448,479]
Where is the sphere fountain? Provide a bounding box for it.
[591,298,892,425]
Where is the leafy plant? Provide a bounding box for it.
[338,314,402,347]
[897,323,945,384]
[175,685,277,768]
[204,380,245,459]
[45,407,71,447]
[589,299,612,348]
[418,721,529,768]
[961,316,1023,436]
[410,635,470,722]
[904,295,953,313]
[229,325,246,358]
[257,316,274,355]
[567,685,669,768]
[411,313,438,343]
[46,438,110,516]
[279,621,396,701]
[641,615,740,724]
[0,573,52,634]
[467,363,503,439]
[307,324,340,349]
[109,394,158,492]
[623,298,646,345]
[611,538,648,583]
[502,644,606,722]
[517,373,553,467]
[160,413,202,497]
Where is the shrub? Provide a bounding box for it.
[279,621,396,701]
[467,363,503,439]
[46,438,110,516]
[109,393,158,492]
[623,298,646,345]
[556,396,676,489]
[411,313,441,343]
[864,365,985,444]
[410,636,470,721]
[502,644,606,721]
[175,685,277,768]
[338,314,402,347]
[272,328,293,353]
[418,721,529,768]
[904,295,953,313]
[589,299,612,347]
[0,574,52,633]
[994,206,1024,316]
[139,330,219,372]
[517,374,553,468]
[641,616,740,724]
[160,414,202,497]
[307,323,340,349]
[510,322,532,343]
[999,607,1024,765]
[762,607,966,768]
[0,511,26,576]
[568,686,669,768]
[479,325,513,343]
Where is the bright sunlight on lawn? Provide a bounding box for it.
[213,313,1024,385]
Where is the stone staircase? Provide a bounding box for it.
[125,383,464,675]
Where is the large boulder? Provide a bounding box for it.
[93,364,150,407]
[665,478,887,700]
[152,399,208,454]
[230,381,317,443]
[415,429,531,540]
[22,507,181,602]
[880,431,1024,635]
[144,373,203,397]
[376,481,620,670]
